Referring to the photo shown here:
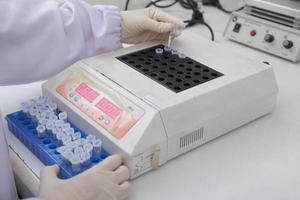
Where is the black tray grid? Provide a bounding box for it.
[117,45,224,93]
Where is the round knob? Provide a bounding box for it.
[264,34,274,43]
[283,40,293,49]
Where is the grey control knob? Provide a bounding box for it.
[283,40,293,49]
[264,34,274,43]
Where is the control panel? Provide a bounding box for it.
[224,13,300,62]
[56,69,145,139]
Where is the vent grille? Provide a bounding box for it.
[180,128,204,149]
[244,6,300,29]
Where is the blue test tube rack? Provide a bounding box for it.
[5,111,110,179]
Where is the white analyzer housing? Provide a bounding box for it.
[43,31,278,178]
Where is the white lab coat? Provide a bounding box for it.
[0,0,122,199]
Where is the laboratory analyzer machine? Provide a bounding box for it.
[42,31,279,178]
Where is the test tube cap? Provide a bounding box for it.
[155,48,164,54]
[58,111,68,121]
[86,134,96,143]
[178,53,186,59]
[164,46,172,52]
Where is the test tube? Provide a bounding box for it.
[61,151,74,165]
[78,138,88,146]
[39,118,49,126]
[29,108,39,120]
[80,152,91,167]
[178,53,186,59]
[49,115,58,122]
[58,111,68,122]
[43,110,53,119]
[171,49,179,55]
[62,123,71,130]
[166,23,177,49]
[83,143,93,155]
[62,135,72,145]
[47,102,58,113]
[155,48,164,55]
[52,127,59,137]
[86,135,96,143]
[45,122,54,136]
[66,140,80,150]
[56,132,65,144]
[56,146,68,154]
[71,156,81,173]
[54,120,64,129]
[71,132,81,141]
[164,46,172,52]
[74,146,84,155]
[92,139,102,155]
[36,125,46,138]
[64,128,75,136]
[20,101,33,117]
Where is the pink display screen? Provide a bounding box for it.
[96,98,122,119]
[75,83,99,102]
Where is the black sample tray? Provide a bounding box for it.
[117,45,224,93]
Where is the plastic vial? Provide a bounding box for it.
[36,125,46,138]
[86,135,96,143]
[164,46,172,52]
[92,139,102,155]
[58,111,68,122]
[56,146,68,154]
[62,123,71,130]
[178,53,186,59]
[61,151,74,165]
[55,120,64,129]
[155,48,163,54]
[39,118,48,126]
[171,49,179,55]
[20,102,32,117]
[67,141,80,150]
[43,110,53,119]
[52,127,59,137]
[62,135,72,145]
[83,143,93,155]
[74,146,84,155]
[45,122,54,135]
[78,138,88,146]
[49,115,58,121]
[56,132,65,144]
[166,23,177,49]
[80,152,91,167]
[29,108,38,118]
[71,132,81,141]
[64,128,75,136]
[47,102,58,113]
[71,157,81,173]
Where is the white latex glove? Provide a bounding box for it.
[39,155,130,200]
[121,8,185,44]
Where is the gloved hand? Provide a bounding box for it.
[120,8,185,44]
[39,155,130,200]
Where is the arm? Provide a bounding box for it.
[0,0,121,85]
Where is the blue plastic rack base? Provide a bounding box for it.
[6,111,110,179]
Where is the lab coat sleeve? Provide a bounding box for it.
[0,0,122,85]
[0,112,18,200]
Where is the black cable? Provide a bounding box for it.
[145,0,215,41]
[125,0,130,10]
[146,0,179,8]
[202,0,244,14]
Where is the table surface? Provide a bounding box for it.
[1,2,300,200]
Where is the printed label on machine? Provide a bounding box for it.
[56,69,144,139]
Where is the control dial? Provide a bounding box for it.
[264,34,274,43]
[283,40,293,49]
